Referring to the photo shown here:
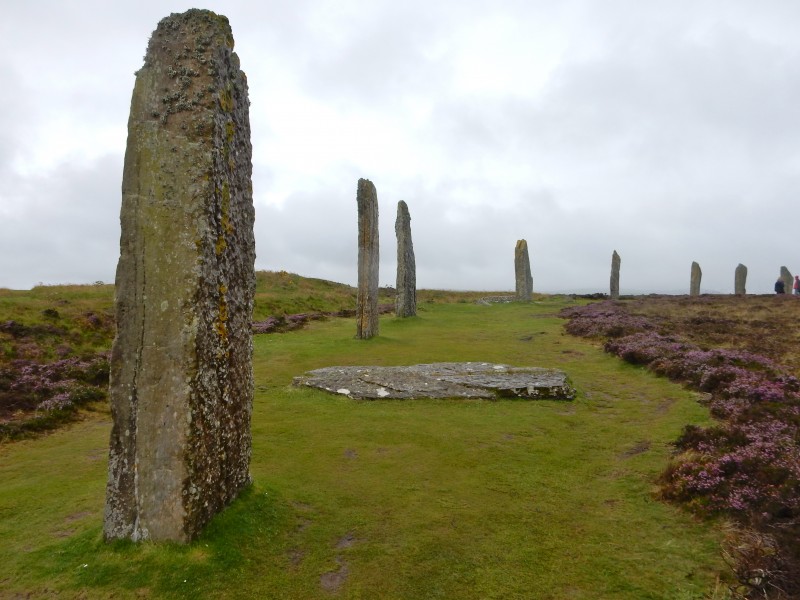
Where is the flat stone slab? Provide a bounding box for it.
[475,296,515,305]
[293,362,575,400]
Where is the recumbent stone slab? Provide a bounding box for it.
[293,363,575,400]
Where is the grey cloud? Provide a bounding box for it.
[0,155,121,289]
[2,1,800,295]
[425,19,800,169]
[254,186,358,285]
[295,9,450,106]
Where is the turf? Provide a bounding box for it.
[0,297,730,599]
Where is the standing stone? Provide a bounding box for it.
[395,200,416,317]
[104,10,255,543]
[610,250,621,300]
[514,240,533,302]
[781,266,793,295]
[356,179,379,338]
[735,263,747,295]
[690,261,702,296]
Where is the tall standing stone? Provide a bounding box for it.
[690,261,702,296]
[781,266,793,295]
[610,250,621,300]
[104,10,255,543]
[514,240,533,302]
[735,263,747,295]
[395,200,416,318]
[356,178,379,338]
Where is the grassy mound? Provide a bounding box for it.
[0,272,420,436]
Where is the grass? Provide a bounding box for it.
[563,295,800,597]
[0,283,115,361]
[0,296,731,598]
[252,269,509,320]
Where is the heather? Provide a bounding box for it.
[0,285,115,439]
[251,304,393,334]
[0,350,110,438]
[561,297,800,598]
[561,300,654,338]
[1,354,109,411]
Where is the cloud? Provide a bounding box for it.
[1,1,799,295]
[255,186,358,285]
[297,5,450,106]
[0,155,122,289]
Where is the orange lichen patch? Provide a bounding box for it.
[215,234,227,256]
[219,86,234,112]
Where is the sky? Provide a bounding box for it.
[1,0,799,294]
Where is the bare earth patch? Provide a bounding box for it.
[320,559,349,594]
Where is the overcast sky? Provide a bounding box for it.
[1,0,799,293]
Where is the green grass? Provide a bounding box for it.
[0,298,730,598]
[252,269,510,320]
[253,270,361,319]
[0,283,115,360]
[0,272,503,435]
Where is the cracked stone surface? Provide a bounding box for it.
[293,362,575,400]
[105,9,254,544]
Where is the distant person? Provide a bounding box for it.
[775,277,786,294]
[794,275,800,295]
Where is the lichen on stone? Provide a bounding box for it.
[104,8,255,544]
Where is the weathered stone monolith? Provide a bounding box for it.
[781,266,793,295]
[735,263,747,295]
[610,250,621,300]
[690,261,701,296]
[514,240,533,302]
[395,200,416,317]
[104,10,255,544]
[356,179,379,338]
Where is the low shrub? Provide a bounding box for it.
[0,353,110,418]
[561,302,653,338]
[562,300,800,597]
